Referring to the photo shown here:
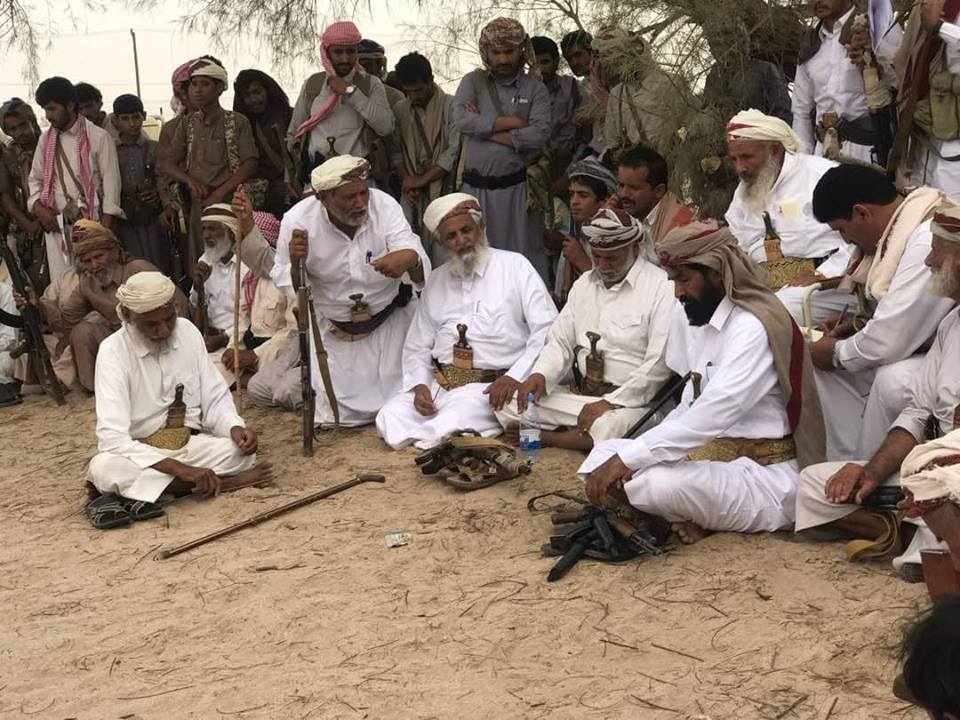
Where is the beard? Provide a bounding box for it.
[680,287,724,327]
[597,248,638,287]
[741,155,782,215]
[89,266,114,288]
[447,237,490,279]
[926,263,960,299]
[204,236,234,261]
[126,319,171,355]
[328,204,368,228]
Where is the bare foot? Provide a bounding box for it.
[220,463,274,492]
[672,521,710,545]
[503,422,520,447]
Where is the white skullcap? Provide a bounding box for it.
[310,155,371,192]
[116,272,176,316]
[726,108,805,154]
[423,192,483,234]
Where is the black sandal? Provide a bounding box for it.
[119,498,165,522]
[84,494,132,530]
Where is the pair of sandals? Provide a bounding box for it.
[84,493,165,530]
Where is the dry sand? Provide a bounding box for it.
[0,392,930,719]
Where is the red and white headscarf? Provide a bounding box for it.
[170,58,197,114]
[39,116,97,244]
[931,200,960,244]
[725,109,805,154]
[241,212,282,311]
[293,21,363,140]
[581,208,641,251]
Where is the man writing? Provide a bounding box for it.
[581,221,826,544]
[272,155,429,427]
[499,208,674,452]
[85,271,270,529]
[376,192,556,449]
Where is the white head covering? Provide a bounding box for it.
[310,155,371,192]
[581,208,642,250]
[200,203,239,239]
[116,272,176,316]
[190,58,229,85]
[423,192,483,234]
[726,108,805,154]
[931,199,960,243]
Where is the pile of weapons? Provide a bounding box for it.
[541,500,670,582]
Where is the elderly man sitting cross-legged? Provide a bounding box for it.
[375,192,556,449]
[84,271,271,529]
[580,221,826,545]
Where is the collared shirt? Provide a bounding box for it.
[190,251,250,337]
[61,258,161,331]
[272,188,430,322]
[27,117,122,217]
[391,91,461,177]
[835,220,956,372]
[116,135,159,224]
[791,7,869,154]
[168,106,258,188]
[453,70,552,175]
[618,297,791,472]
[544,74,579,152]
[894,309,960,441]
[94,318,245,470]
[725,151,852,274]
[289,70,396,158]
[401,247,557,391]
[532,255,674,408]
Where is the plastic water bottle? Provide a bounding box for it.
[519,393,542,460]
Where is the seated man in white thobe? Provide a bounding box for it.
[85,272,269,529]
[580,221,826,545]
[272,155,430,427]
[795,204,960,573]
[375,193,556,449]
[498,208,674,451]
[724,109,852,324]
[807,165,956,460]
[190,204,250,385]
[0,280,19,407]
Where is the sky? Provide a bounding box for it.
[0,1,472,122]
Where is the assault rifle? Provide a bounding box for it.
[0,243,65,405]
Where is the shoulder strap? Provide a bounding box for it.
[303,72,328,111]
[223,110,240,173]
[797,23,823,66]
[185,112,198,172]
[471,69,505,116]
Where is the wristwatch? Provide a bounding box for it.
[344,85,356,96]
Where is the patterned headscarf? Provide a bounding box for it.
[310,155,371,192]
[568,156,618,198]
[479,17,539,77]
[423,192,483,234]
[293,21,364,140]
[200,203,239,239]
[190,59,229,86]
[170,59,197,114]
[931,199,960,244]
[71,219,120,256]
[241,212,282,311]
[726,109,805,154]
[581,208,641,250]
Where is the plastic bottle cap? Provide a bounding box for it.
[527,392,535,402]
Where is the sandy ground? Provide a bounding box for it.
[0,391,931,720]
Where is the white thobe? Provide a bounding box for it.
[190,252,251,338]
[86,318,253,503]
[724,151,853,324]
[578,298,799,533]
[815,220,957,460]
[792,7,874,163]
[272,188,430,426]
[903,22,960,201]
[27,118,121,281]
[797,308,960,532]
[496,256,674,443]
[376,248,557,449]
[0,282,18,384]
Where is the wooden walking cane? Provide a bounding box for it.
[232,189,243,411]
[157,473,386,558]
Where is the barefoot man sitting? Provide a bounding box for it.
[85,271,270,529]
[580,221,826,544]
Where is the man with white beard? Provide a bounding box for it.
[375,192,556,449]
[724,109,853,325]
[794,205,960,575]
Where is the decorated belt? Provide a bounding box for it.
[686,436,797,466]
[136,427,197,450]
[761,257,820,291]
[329,284,413,341]
[437,364,506,391]
[569,378,620,397]
[462,168,526,190]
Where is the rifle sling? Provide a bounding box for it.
[307,296,340,434]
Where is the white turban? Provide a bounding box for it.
[931,199,960,243]
[726,108,805,154]
[190,59,229,85]
[116,272,176,316]
[423,192,483,234]
[310,155,371,192]
[200,203,239,239]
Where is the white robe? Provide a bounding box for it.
[578,298,799,533]
[86,318,253,502]
[377,248,557,449]
[0,282,17,384]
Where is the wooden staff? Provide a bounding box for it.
[157,474,386,559]
[232,190,243,411]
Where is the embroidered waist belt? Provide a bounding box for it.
[686,436,797,466]
[437,364,506,390]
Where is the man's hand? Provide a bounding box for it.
[371,249,419,278]
[31,202,59,232]
[922,0,946,32]
[562,235,593,273]
[817,313,855,338]
[193,260,212,290]
[328,75,350,95]
[464,101,479,114]
[20,217,42,237]
[222,348,258,372]
[231,185,255,238]
[578,399,615,434]
[413,384,438,417]
[290,229,309,260]
[175,462,222,498]
[825,463,880,504]
[484,375,520,411]
[204,332,229,353]
[517,374,547,413]
[12,287,37,310]
[809,335,838,371]
[140,188,161,206]
[186,177,210,200]
[159,205,177,228]
[402,174,425,203]
[584,454,633,507]
[230,425,258,455]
